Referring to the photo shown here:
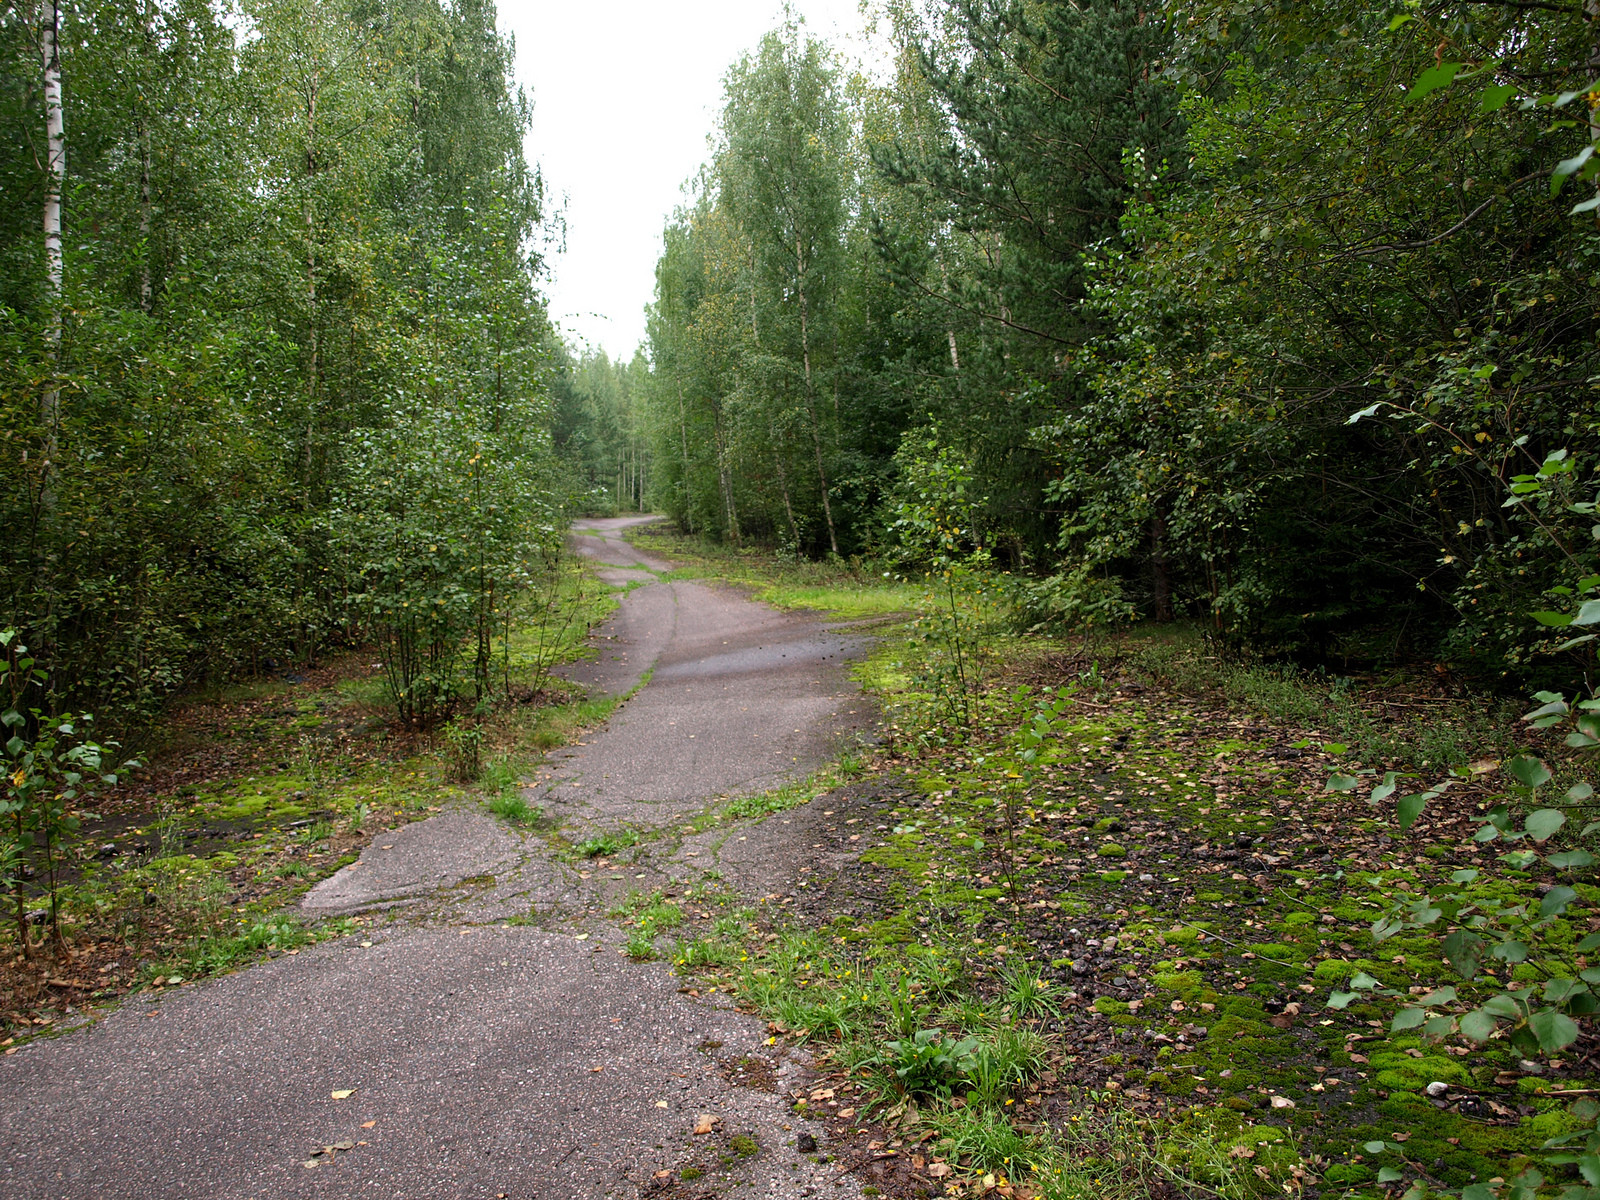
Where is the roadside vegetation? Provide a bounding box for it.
[633,532,1600,1200]
[0,560,612,1035]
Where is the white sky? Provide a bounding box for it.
[498,0,874,361]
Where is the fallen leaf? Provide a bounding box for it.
[693,1114,717,1135]
[927,1163,953,1178]
[1269,1096,1295,1109]
[332,1141,354,1151]
[655,1101,669,1108]
[361,1121,376,1129]
[331,1089,355,1100]
[589,1066,604,1073]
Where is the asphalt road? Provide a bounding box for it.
[0,516,871,1200]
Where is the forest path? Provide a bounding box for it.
[0,516,872,1200]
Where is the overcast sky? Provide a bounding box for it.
[496,0,873,361]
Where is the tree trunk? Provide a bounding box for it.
[138,116,152,312]
[775,443,799,548]
[675,382,693,532]
[39,0,64,511]
[302,70,320,492]
[795,234,838,556]
[1151,504,1173,623]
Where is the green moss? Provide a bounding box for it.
[1096,842,1127,858]
[1093,997,1131,1015]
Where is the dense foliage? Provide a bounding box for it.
[645,0,1600,683]
[0,0,562,728]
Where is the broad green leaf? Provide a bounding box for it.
[1459,1008,1498,1042]
[1492,939,1530,963]
[1397,792,1426,829]
[1479,83,1517,112]
[1541,884,1578,916]
[1363,1140,1387,1154]
[1391,1007,1427,1031]
[1507,756,1552,788]
[1555,146,1597,194]
[1407,62,1463,102]
[1576,599,1600,626]
[1532,611,1575,627]
[1371,772,1400,803]
[1444,929,1486,978]
[1326,774,1359,792]
[1526,808,1567,842]
[1547,851,1595,869]
[1418,986,1457,1005]
[1350,971,1379,989]
[1327,990,1357,1009]
[1530,1007,1580,1051]
[1377,1168,1404,1184]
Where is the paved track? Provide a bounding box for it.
[0,516,871,1200]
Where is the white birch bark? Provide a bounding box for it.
[40,0,65,486]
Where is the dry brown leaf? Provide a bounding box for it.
[693,1114,717,1135]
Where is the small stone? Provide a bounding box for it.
[796,1133,817,1153]
[1425,1082,1450,1098]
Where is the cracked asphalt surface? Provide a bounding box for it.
[0,516,873,1200]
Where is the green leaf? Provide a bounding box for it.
[1508,755,1553,788]
[1533,611,1575,627]
[1577,931,1600,952]
[1391,1007,1427,1031]
[1363,1140,1387,1154]
[1326,774,1359,793]
[1351,971,1380,989]
[1557,146,1598,194]
[1530,1007,1580,1051]
[1407,61,1463,102]
[1371,771,1400,804]
[1346,404,1383,425]
[1580,1154,1600,1186]
[1418,986,1457,1005]
[1377,1167,1405,1184]
[1444,929,1486,978]
[1480,83,1517,112]
[1461,1185,1498,1200]
[1397,792,1427,829]
[1492,939,1531,963]
[1541,885,1578,917]
[1576,599,1600,626]
[1526,808,1567,842]
[1327,991,1358,1009]
[1460,1008,1498,1042]
[1548,851,1595,869]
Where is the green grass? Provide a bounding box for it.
[570,828,640,858]
[629,524,922,619]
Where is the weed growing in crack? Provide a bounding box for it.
[570,829,639,858]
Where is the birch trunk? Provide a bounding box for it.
[795,234,838,556]
[676,382,694,532]
[39,0,64,505]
